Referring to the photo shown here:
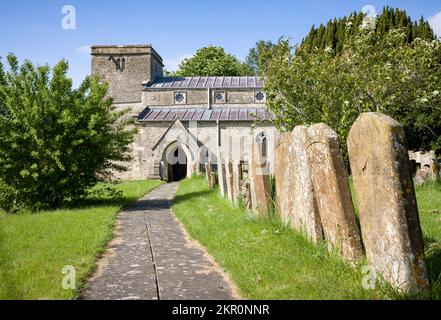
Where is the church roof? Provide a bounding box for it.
[147,76,264,89]
[138,107,273,122]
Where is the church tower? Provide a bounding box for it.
[91,45,163,109]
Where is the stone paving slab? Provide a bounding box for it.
[82,182,238,300]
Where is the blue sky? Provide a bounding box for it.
[1,0,440,87]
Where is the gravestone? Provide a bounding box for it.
[209,172,217,190]
[275,132,293,224]
[232,162,242,204]
[217,152,227,197]
[241,180,252,209]
[205,163,217,189]
[205,163,212,183]
[348,112,429,292]
[275,128,322,243]
[249,133,271,216]
[290,126,323,243]
[193,162,201,175]
[415,168,430,186]
[430,159,439,181]
[306,123,363,263]
[225,161,235,202]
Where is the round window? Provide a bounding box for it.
[215,92,224,102]
[255,92,265,102]
[175,93,185,103]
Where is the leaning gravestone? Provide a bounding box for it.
[348,112,429,292]
[209,172,217,189]
[205,163,212,183]
[217,152,227,197]
[275,132,293,224]
[275,129,322,242]
[290,126,323,243]
[306,123,363,263]
[232,162,242,204]
[241,180,252,209]
[225,161,235,203]
[249,133,271,216]
[205,163,217,189]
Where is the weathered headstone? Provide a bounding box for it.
[275,132,293,224]
[430,158,439,181]
[225,161,235,202]
[348,112,429,292]
[205,163,212,183]
[209,172,217,189]
[249,133,271,216]
[415,168,430,186]
[275,128,322,243]
[241,180,252,209]
[217,152,227,197]
[205,163,217,189]
[193,162,201,175]
[290,126,323,243]
[306,123,363,263]
[232,162,242,204]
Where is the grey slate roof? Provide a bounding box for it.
[138,107,274,122]
[147,76,265,89]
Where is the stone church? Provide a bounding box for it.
[91,45,277,181]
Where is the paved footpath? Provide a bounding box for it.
[82,182,238,300]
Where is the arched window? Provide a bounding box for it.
[256,132,268,158]
[121,58,126,72]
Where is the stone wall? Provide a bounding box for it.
[91,45,163,106]
[112,120,277,181]
[142,88,266,107]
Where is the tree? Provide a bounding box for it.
[244,40,277,76]
[175,46,253,76]
[0,54,136,210]
[301,7,436,55]
[264,30,441,164]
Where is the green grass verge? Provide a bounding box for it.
[172,175,441,300]
[415,180,441,297]
[0,179,163,300]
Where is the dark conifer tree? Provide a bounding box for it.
[301,7,436,55]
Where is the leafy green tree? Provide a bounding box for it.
[244,40,277,76]
[264,30,441,163]
[175,46,253,76]
[0,54,136,210]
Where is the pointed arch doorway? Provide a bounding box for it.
[168,146,188,182]
[161,141,192,182]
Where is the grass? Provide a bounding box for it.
[0,179,163,300]
[172,175,441,300]
[415,180,441,297]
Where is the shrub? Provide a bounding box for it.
[0,54,136,210]
[264,30,441,162]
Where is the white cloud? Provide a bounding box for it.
[75,45,91,55]
[163,54,192,72]
[428,11,441,38]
